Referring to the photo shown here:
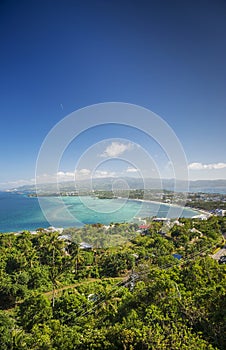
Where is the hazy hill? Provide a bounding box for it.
[9,178,226,194]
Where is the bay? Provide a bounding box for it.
[0,192,200,233]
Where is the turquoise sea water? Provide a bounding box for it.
[0,192,200,233]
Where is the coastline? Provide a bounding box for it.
[0,193,210,233]
[190,208,212,218]
[124,197,204,216]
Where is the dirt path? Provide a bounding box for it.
[44,277,124,298]
[4,277,125,313]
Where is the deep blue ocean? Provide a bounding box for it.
[0,192,200,233]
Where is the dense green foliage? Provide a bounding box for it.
[0,216,225,349]
[186,200,226,211]
[185,192,226,211]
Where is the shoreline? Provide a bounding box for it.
[123,197,204,215]
[0,195,211,234]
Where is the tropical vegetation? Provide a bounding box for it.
[0,216,225,349]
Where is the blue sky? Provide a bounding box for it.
[0,0,226,188]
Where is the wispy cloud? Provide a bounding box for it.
[126,167,139,173]
[101,142,133,158]
[188,162,226,170]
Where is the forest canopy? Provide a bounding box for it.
[0,216,225,349]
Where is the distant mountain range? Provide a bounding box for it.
[8,178,226,194]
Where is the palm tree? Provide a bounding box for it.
[37,231,68,308]
[68,242,84,275]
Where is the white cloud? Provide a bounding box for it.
[0,178,35,190]
[36,172,74,184]
[57,171,75,178]
[126,167,139,173]
[101,142,133,158]
[78,168,91,176]
[37,170,91,183]
[74,168,91,180]
[94,170,117,178]
[188,162,226,170]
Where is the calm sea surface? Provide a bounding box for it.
[0,192,200,233]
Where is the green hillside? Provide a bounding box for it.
[0,216,225,349]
